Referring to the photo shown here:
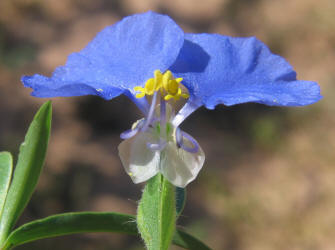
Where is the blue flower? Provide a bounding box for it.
[22,11,322,187]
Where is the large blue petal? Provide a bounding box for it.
[172,34,322,109]
[22,11,184,100]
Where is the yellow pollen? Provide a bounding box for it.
[134,70,189,101]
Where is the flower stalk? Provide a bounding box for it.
[137,173,176,250]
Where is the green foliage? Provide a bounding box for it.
[173,229,211,250]
[0,152,13,219]
[2,212,137,250]
[0,101,52,244]
[1,212,210,250]
[137,174,176,250]
[0,102,211,249]
[176,187,186,217]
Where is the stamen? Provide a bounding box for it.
[140,91,158,132]
[176,127,182,148]
[172,100,201,127]
[120,119,145,140]
[146,140,167,152]
[176,128,199,153]
[133,70,189,101]
[125,90,149,115]
[120,128,139,139]
[160,98,166,125]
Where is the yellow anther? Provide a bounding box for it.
[144,78,156,95]
[134,86,146,98]
[181,93,189,99]
[164,79,179,95]
[164,87,189,101]
[154,70,163,90]
[134,70,189,101]
[162,70,172,87]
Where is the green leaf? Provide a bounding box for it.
[176,187,186,217]
[137,174,176,250]
[174,229,212,250]
[2,212,137,250]
[0,101,52,244]
[0,152,13,218]
[1,212,211,250]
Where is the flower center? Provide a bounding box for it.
[121,70,199,154]
[134,70,189,101]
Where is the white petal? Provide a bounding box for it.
[160,140,205,188]
[118,132,160,184]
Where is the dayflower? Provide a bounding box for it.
[22,11,322,187]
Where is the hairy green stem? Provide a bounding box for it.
[137,174,176,250]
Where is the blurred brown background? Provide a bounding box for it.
[0,0,334,249]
